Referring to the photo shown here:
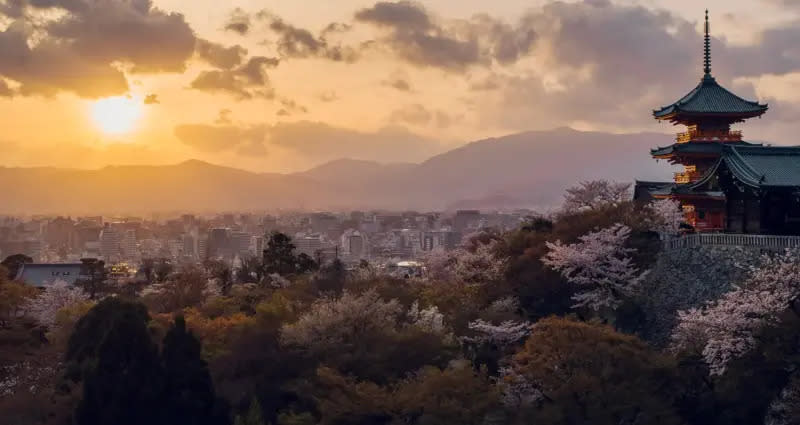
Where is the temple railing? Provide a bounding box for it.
[676,130,743,144]
[664,233,800,251]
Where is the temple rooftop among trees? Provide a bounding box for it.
[635,11,800,235]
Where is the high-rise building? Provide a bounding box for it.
[99,224,122,262]
[310,213,338,235]
[45,217,76,254]
[230,231,252,257]
[207,228,231,259]
[341,229,367,260]
[120,229,138,261]
[453,210,482,233]
[249,235,264,257]
[294,234,323,258]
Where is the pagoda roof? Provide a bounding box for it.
[641,144,800,201]
[651,140,759,158]
[653,75,768,121]
[653,11,768,123]
[720,145,800,188]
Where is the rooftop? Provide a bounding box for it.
[722,145,800,187]
[651,140,759,158]
[653,75,768,122]
[16,263,84,287]
[652,11,768,123]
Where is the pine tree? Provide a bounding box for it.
[235,398,265,425]
[74,302,165,425]
[162,315,228,425]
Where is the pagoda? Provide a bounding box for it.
[636,11,800,235]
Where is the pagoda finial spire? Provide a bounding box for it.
[704,10,712,76]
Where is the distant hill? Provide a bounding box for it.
[0,128,676,214]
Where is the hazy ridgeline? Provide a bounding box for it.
[0,128,675,215]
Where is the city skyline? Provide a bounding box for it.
[2,1,800,173]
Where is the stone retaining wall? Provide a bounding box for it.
[639,244,773,345]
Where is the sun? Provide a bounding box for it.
[90,96,143,135]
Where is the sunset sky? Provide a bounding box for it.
[1,0,800,173]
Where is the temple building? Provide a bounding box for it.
[635,11,800,235]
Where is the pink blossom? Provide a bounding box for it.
[671,250,800,375]
[543,224,647,311]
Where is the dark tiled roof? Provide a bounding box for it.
[722,145,800,187]
[16,263,83,287]
[651,141,759,157]
[654,75,768,119]
[633,181,675,201]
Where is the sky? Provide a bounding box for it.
[1,0,800,173]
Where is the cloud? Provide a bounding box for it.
[389,104,456,128]
[355,1,432,30]
[259,11,359,62]
[237,56,280,85]
[174,123,267,156]
[321,22,353,37]
[355,1,535,71]
[276,98,308,117]
[195,39,248,70]
[224,7,251,35]
[190,56,279,100]
[215,109,233,124]
[316,91,339,102]
[383,77,412,92]
[469,73,502,91]
[144,94,159,104]
[390,103,431,125]
[0,0,196,98]
[466,2,705,129]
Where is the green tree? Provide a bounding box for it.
[237,255,264,284]
[295,253,317,274]
[263,232,298,276]
[65,298,151,381]
[140,258,157,283]
[0,273,37,327]
[312,259,346,295]
[1,253,32,280]
[73,300,165,425]
[155,258,174,282]
[162,315,228,425]
[235,397,266,425]
[509,317,683,425]
[313,365,500,425]
[76,258,107,299]
[205,259,234,294]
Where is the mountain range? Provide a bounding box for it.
[0,128,677,214]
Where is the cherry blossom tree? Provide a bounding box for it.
[408,301,446,334]
[497,366,542,408]
[464,319,531,347]
[562,180,631,213]
[25,280,90,328]
[423,240,507,285]
[766,374,800,425]
[542,223,647,311]
[281,290,404,350]
[671,249,800,376]
[646,199,685,237]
